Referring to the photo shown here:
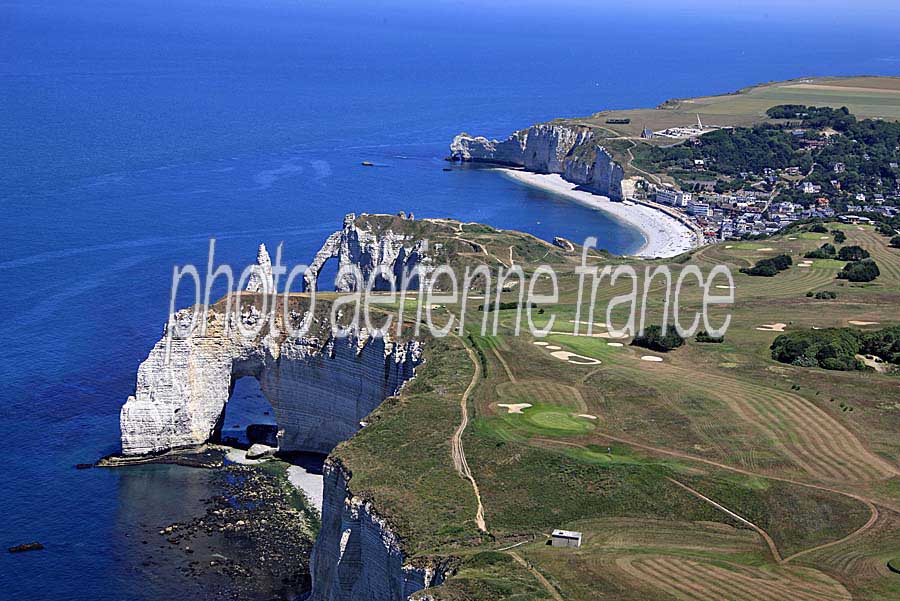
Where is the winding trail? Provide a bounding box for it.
[452,340,487,532]
[508,551,564,601]
[589,429,886,563]
[666,477,783,562]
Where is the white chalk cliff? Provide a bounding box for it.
[306,213,431,292]
[246,243,274,293]
[309,461,447,601]
[450,123,625,200]
[119,225,446,600]
[119,310,422,455]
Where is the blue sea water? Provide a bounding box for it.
[2,1,899,598]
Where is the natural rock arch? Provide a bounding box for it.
[119,301,422,456]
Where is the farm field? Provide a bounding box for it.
[565,76,900,139]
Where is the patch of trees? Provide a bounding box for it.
[876,222,897,237]
[832,230,847,244]
[740,254,792,277]
[859,326,900,365]
[478,301,539,312]
[808,223,829,233]
[771,326,900,370]
[806,290,837,299]
[837,245,870,261]
[838,258,880,282]
[891,235,900,249]
[695,330,725,343]
[765,105,857,131]
[631,325,685,352]
[805,243,836,259]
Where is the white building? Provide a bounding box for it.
[687,200,712,217]
[656,187,691,207]
[551,529,583,548]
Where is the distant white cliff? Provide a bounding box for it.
[450,123,625,200]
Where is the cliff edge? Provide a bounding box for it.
[449,123,624,200]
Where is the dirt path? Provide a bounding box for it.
[533,430,884,563]
[452,340,486,532]
[507,551,564,601]
[667,477,783,562]
[491,346,517,383]
[589,429,885,562]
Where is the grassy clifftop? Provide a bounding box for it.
[326,216,900,600]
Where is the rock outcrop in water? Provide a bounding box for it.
[450,123,624,200]
[246,243,274,293]
[306,213,431,292]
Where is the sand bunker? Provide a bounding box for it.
[715,285,734,289]
[533,341,549,346]
[724,245,734,249]
[545,345,561,350]
[757,247,775,251]
[569,319,608,328]
[849,320,880,326]
[498,403,532,414]
[756,323,787,332]
[640,355,663,362]
[788,237,797,240]
[598,332,629,339]
[550,350,601,365]
[576,414,598,420]
[607,342,624,347]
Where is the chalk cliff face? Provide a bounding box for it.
[119,227,447,600]
[310,461,446,601]
[306,213,431,292]
[119,309,421,456]
[450,124,624,200]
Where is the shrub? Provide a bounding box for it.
[838,259,880,282]
[478,301,537,312]
[696,330,724,343]
[860,325,900,365]
[809,223,828,233]
[740,254,793,277]
[876,222,896,237]
[804,243,836,259]
[814,290,837,299]
[837,245,870,261]
[890,235,900,249]
[832,230,847,244]
[632,325,685,352]
[770,328,863,371]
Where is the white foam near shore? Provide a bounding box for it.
[499,169,698,258]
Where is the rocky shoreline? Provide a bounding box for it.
[108,450,320,600]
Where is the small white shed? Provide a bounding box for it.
[550,529,582,548]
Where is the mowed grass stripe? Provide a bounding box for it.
[623,556,850,601]
[696,373,896,481]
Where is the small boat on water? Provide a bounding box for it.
[361,161,374,166]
